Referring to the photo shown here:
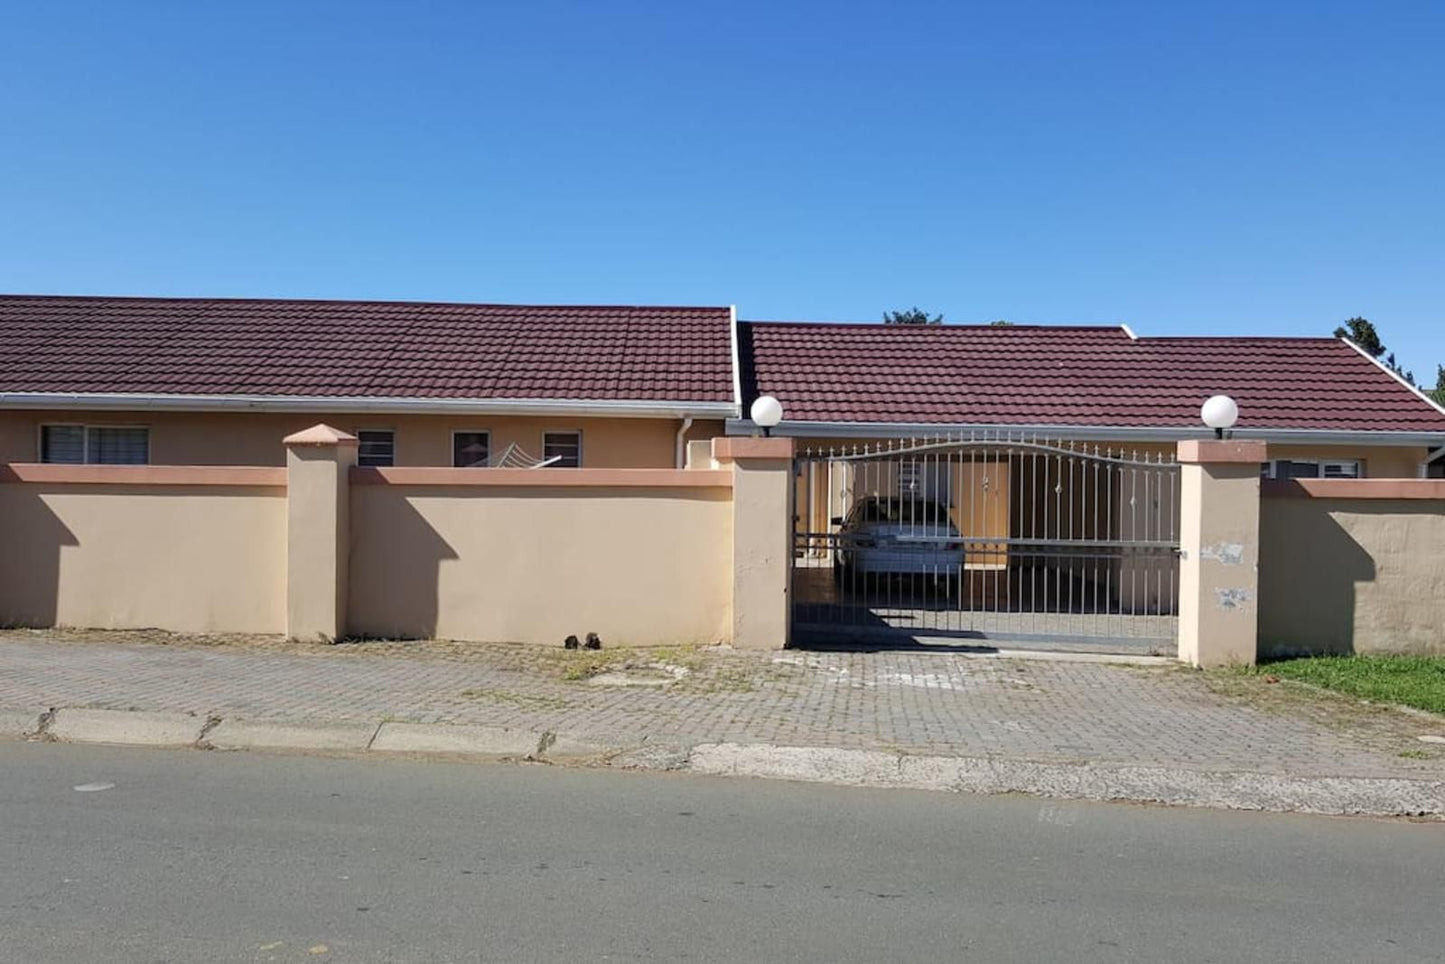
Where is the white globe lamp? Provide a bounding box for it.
[1201,394,1239,439]
[750,395,784,437]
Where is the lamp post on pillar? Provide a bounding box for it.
[1201,394,1239,440]
[751,395,783,438]
[1176,398,1264,668]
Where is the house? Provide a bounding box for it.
[2,294,1442,478]
[0,295,739,470]
[4,294,1444,653]
[723,320,1445,643]
[735,320,1445,474]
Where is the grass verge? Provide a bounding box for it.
[1263,655,1445,716]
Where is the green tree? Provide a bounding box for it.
[1333,316,1385,357]
[988,319,1015,327]
[1333,316,1414,384]
[1430,365,1445,407]
[883,307,943,325]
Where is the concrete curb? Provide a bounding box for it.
[48,709,206,747]
[0,708,43,740]
[206,719,378,752]
[370,722,544,757]
[684,743,1445,817]
[8,705,1443,817]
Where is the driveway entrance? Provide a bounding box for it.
[792,433,1181,654]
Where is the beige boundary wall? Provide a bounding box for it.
[0,430,795,649]
[1259,479,1445,657]
[348,467,735,646]
[0,464,288,633]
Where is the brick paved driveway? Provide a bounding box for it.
[1,631,1442,780]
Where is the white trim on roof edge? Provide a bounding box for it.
[724,419,1445,447]
[1119,323,1138,340]
[1339,336,1445,419]
[0,392,740,419]
[728,304,743,411]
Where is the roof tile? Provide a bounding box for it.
[741,322,1445,434]
[0,295,736,404]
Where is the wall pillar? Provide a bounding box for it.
[284,425,358,641]
[1177,439,1266,667]
[713,436,795,649]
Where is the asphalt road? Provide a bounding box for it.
[0,744,1441,963]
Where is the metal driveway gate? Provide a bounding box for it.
[792,433,1181,653]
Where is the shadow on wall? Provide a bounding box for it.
[0,478,78,627]
[348,493,458,640]
[1258,501,1375,657]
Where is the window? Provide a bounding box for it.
[453,431,490,468]
[543,431,582,468]
[356,430,396,467]
[1262,459,1361,480]
[40,425,149,464]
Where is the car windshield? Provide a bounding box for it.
[854,498,952,525]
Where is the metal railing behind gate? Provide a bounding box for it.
[792,433,1181,651]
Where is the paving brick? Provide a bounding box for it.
[0,634,1441,782]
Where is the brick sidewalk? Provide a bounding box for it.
[1,631,1442,780]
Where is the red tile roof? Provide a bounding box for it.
[0,295,737,405]
[741,322,1445,435]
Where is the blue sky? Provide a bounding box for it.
[2,1,1441,380]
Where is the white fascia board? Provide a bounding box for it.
[724,418,1445,447]
[1119,323,1139,340]
[1340,335,1445,418]
[0,392,740,419]
[728,304,743,411]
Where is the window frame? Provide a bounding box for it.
[542,429,583,468]
[355,428,397,468]
[38,423,150,465]
[1262,458,1363,480]
[451,429,492,468]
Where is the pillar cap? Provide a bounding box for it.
[283,423,359,447]
[712,436,795,462]
[1177,439,1267,464]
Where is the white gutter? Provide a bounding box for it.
[725,418,1445,448]
[674,416,694,469]
[0,392,740,420]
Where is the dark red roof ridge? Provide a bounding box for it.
[0,292,731,313]
[1139,334,1342,344]
[744,319,1127,332]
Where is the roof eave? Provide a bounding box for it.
[0,392,740,420]
[725,419,1445,447]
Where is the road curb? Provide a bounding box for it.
[206,719,379,752]
[0,708,43,740]
[684,743,1445,817]
[48,709,206,747]
[10,704,1443,817]
[370,722,544,757]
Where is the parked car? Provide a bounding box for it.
[830,496,965,583]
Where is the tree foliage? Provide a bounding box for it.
[988,319,1015,327]
[1333,317,1385,357]
[1333,316,1415,385]
[883,307,943,326]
